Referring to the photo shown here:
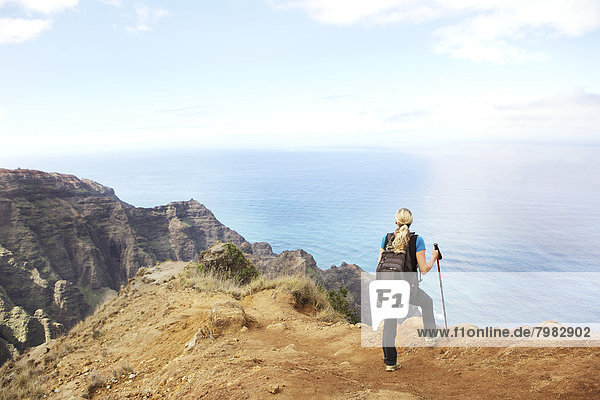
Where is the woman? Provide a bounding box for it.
[377,208,439,372]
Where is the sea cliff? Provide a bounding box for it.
[0,169,363,364]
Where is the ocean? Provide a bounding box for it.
[4,143,600,326]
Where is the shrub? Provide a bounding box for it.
[86,371,107,396]
[194,242,259,285]
[111,361,133,378]
[327,287,359,324]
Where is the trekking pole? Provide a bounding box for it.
[433,243,448,333]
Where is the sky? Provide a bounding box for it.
[1,0,600,155]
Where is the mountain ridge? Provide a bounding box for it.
[0,169,363,365]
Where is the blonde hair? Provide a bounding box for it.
[387,208,413,254]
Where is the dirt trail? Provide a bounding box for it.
[14,262,600,400]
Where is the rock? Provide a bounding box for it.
[333,348,353,357]
[248,242,276,258]
[261,250,321,281]
[52,280,89,329]
[280,344,297,355]
[3,306,46,350]
[196,243,259,284]
[321,262,366,323]
[268,384,281,394]
[239,326,249,333]
[129,200,247,262]
[185,332,200,350]
[0,337,19,365]
[34,309,64,342]
[210,302,247,337]
[266,322,287,332]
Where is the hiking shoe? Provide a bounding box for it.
[385,363,401,372]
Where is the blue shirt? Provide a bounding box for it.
[381,234,426,252]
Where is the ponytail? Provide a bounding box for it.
[387,208,413,254]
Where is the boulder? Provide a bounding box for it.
[262,250,322,281]
[197,243,259,284]
[210,301,247,337]
[266,322,288,332]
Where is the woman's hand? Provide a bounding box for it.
[417,248,439,274]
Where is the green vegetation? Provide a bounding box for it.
[195,242,259,285]
[80,285,118,313]
[179,217,193,227]
[326,287,359,324]
[80,285,103,311]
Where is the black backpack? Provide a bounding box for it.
[376,232,420,286]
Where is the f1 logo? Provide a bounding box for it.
[369,279,411,331]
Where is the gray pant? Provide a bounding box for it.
[382,285,435,366]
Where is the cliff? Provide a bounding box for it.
[0,169,269,363]
[0,169,364,364]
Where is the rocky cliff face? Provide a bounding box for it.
[0,169,271,364]
[322,262,367,321]
[0,168,364,364]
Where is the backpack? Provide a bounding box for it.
[376,232,420,286]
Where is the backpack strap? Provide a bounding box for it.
[408,233,418,270]
[408,233,420,280]
[383,232,394,250]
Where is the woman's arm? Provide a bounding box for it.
[416,249,439,274]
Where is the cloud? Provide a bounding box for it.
[0,0,77,44]
[125,2,169,33]
[155,105,209,118]
[268,0,600,63]
[377,89,600,143]
[0,17,52,43]
[0,0,78,14]
[385,109,427,122]
[98,0,169,33]
[496,89,600,111]
[98,0,122,6]
[268,0,440,25]
[323,94,354,100]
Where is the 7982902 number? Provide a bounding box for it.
[533,326,591,338]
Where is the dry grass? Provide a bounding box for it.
[86,370,107,397]
[180,263,342,322]
[0,360,45,400]
[111,361,133,379]
[180,263,248,298]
